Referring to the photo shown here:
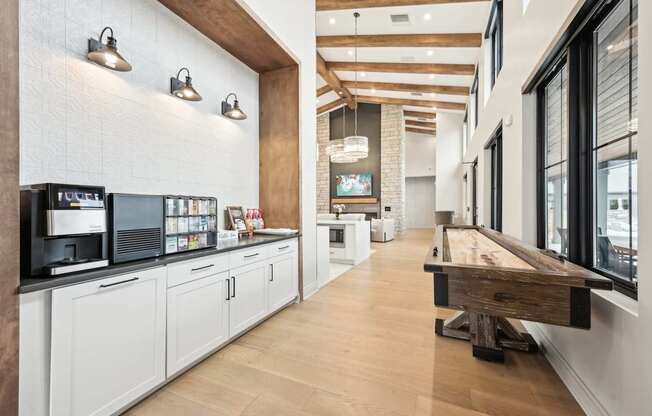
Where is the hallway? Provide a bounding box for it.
[127,230,582,416]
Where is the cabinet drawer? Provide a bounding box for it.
[167,254,229,288]
[229,246,268,269]
[267,239,298,258]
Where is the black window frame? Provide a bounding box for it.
[471,71,479,129]
[486,124,503,232]
[485,0,504,88]
[530,0,638,299]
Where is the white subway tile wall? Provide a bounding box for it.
[19,0,260,228]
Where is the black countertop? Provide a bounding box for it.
[20,234,299,294]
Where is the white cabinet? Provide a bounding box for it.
[166,272,230,377]
[228,261,268,336]
[268,254,298,312]
[50,268,166,416]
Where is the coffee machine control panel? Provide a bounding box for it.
[44,184,107,236]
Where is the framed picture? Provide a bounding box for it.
[226,206,247,233]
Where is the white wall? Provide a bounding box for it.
[19,0,260,229]
[458,1,652,414]
[435,112,463,216]
[239,0,318,297]
[405,132,436,178]
[405,176,436,229]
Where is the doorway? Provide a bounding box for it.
[406,176,436,229]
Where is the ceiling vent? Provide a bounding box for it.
[411,92,423,97]
[390,14,411,25]
[400,56,415,62]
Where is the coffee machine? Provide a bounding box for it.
[21,183,109,277]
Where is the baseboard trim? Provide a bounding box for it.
[523,322,610,416]
[302,281,319,300]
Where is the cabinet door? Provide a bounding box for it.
[167,272,229,377]
[268,254,298,312]
[50,268,166,416]
[229,261,268,336]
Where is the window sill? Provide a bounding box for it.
[593,289,639,317]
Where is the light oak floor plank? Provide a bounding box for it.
[125,230,583,416]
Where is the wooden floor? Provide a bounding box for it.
[126,229,584,416]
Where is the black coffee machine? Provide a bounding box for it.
[21,183,109,277]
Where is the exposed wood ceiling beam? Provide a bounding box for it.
[317,98,346,115]
[342,81,468,96]
[356,95,466,111]
[317,85,333,97]
[317,53,355,108]
[406,120,437,129]
[328,62,475,76]
[406,127,437,135]
[318,33,482,48]
[316,0,488,11]
[404,110,436,119]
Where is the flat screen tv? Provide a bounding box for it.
[336,173,373,197]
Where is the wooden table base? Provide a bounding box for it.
[435,312,538,363]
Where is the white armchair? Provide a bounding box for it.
[371,218,395,242]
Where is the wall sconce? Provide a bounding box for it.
[170,68,202,101]
[221,93,247,120]
[87,27,132,72]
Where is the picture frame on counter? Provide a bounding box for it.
[226,206,247,233]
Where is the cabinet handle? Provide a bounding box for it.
[191,264,214,272]
[231,276,236,298]
[99,277,139,289]
[270,264,274,282]
[278,245,290,250]
[226,278,230,301]
[244,253,259,259]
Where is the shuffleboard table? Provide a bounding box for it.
[424,225,613,363]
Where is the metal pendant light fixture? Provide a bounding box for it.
[221,93,248,120]
[170,67,202,101]
[87,27,132,72]
[327,12,369,164]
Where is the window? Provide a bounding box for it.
[471,72,479,129]
[541,62,569,257]
[487,125,503,232]
[463,110,469,155]
[593,0,638,286]
[533,0,638,298]
[485,0,503,88]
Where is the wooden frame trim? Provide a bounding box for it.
[327,61,476,76]
[341,81,468,96]
[356,95,466,111]
[317,33,482,48]
[316,0,490,11]
[0,0,20,414]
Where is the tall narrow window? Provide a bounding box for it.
[543,63,569,256]
[487,126,503,231]
[471,72,479,129]
[485,0,503,88]
[593,0,638,285]
[463,110,469,155]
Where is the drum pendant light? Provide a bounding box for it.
[343,12,368,161]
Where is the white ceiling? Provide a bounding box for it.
[316,2,491,117]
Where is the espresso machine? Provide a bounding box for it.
[21,183,109,277]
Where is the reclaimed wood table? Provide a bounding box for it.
[424,225,613,363]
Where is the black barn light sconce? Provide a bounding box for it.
[170,67,202,101]
[87,27,132,72]
[221,93,247,120]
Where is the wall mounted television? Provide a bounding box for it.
[336,173,373,197]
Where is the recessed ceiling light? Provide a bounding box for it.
[429,93,435,97]
[329,17,336,25]
[347,49,354,56]
[360,72,366,77]
[371,88,376,93]
[424,13,432,21]
[427,50,434,56]
[429,74,435,80]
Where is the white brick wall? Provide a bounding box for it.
[381,105,406,232]
[19,0,260,228]
[316,113,330,213]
